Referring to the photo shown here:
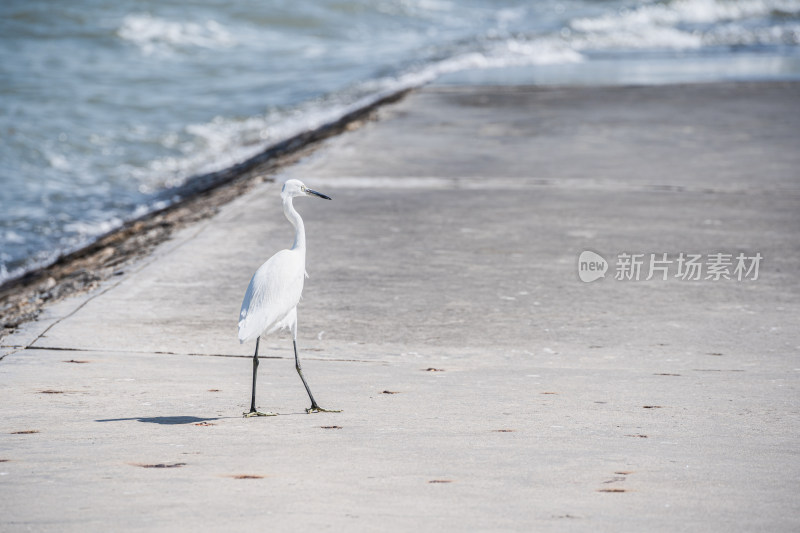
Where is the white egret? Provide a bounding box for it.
[238,179,338,417]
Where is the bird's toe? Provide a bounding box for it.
[243,410,277,417]
[306,406,342,414]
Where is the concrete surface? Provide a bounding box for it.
[1,82,799,531]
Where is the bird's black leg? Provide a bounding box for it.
[294,339,340,413]
[249,339,259,410]
[243,337,276,417]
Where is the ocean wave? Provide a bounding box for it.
[569,0,800,50]
[117,13,236,56]
[573,0,800,33]
[703,21,800,46]
[0,197,175,285]
[128,35,585,195]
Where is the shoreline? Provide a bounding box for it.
[0,89,410,339]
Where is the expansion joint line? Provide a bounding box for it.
[1,220,213,360]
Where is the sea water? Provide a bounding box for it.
[1,0,799,283]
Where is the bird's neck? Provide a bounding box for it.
[283,196,306,251]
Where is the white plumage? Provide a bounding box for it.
[238,248,305,343]
[237,179,337,417]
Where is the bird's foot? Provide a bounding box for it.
[243,410,277,418]
[306,405,341,414]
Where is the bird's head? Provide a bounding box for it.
[281,179,332,201]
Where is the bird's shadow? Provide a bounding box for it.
[95,416,224,425]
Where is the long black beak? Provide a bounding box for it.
[306,188,332,200]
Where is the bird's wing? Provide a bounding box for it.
[238,249,305,343]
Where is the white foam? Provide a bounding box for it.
[129,94,394,192]
[573,0,800,32]
[0,214,124,285]
[117,13,236,56]
[128,34,586,194]
[63,216,124,239]
[3,231,25,245]
[569,0,800,50]
[44,151,71,172]
[704,21,800,46]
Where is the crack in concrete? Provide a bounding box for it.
[301,175,795,195]
[0,223,216,367]
[17,221,215,358]
[18,344,389,364]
